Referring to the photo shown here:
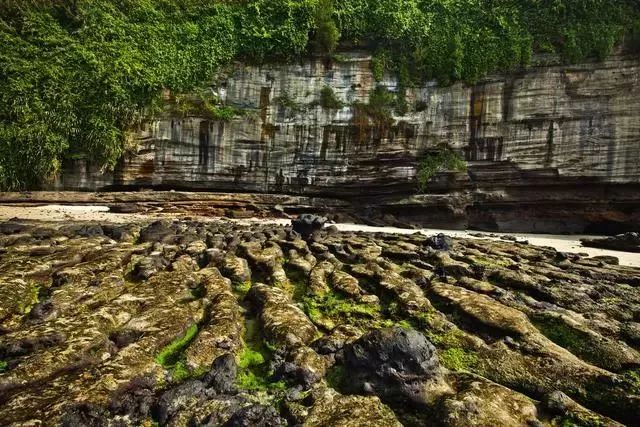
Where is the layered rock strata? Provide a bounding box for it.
[51,51,640,232]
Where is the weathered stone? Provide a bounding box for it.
[430,282,536,336]
[50,52,640,233]
[203,354,237,395]
[343,327,442,406]
[224,404,286,427]
[220,253,251,285]
[303,387,401,427]
[442,373,541,427]
[184,268,242,369]
[582,233,640,253]
[544,391,624,427]
[247,284,317,347]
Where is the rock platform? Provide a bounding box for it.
[0,218,639,426]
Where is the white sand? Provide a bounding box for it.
[1,205,638,268]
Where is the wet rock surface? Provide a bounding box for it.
[0,217,639,426]
[582,232,640,253]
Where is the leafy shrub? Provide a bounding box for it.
[313,0,340,54]
[417,145,467,192]
[319,86,343,109]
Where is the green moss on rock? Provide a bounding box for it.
[155,324,199,367]
[439,348,479,372]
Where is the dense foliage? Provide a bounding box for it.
[1,0,639,189]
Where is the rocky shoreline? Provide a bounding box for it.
[1,217,639,426]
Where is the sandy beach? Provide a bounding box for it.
[1,204,638,268]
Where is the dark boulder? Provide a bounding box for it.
[291,214,327,239]
[203,354,237,394]
[223,404,286,427]
[102,224,136,242]
[0,220,28,235]
[426,233,452,251]
[109,376,157,422]
[139,220,177,243]
[60,224,104,238]
[60,403,109,427]
[132,256,168,280]
[343,327,440,405]
[581,232,640,253]
[155,379,207,424]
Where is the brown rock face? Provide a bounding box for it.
[51,51,640,233]
[0,218,638,426]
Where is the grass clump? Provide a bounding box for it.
[155,324,199,367]
[0,360,7,373]
[417,145,467,192]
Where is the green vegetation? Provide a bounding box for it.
[314,0,340,55]
[155,324,199,367]
[0,360,8,373]
[325,364,346,390]
[19,283,40,315]
[236,317,285,392]
[532,316,625,371]
[238,347,266,369]
[274,90,301,111]
[319,86,343,109]
[172,90,244,121]
[303,290,381,330]
[236,346,286,391]
[2,1,639,189]
[439,347,479,372]
[353,85,397,126]
[417,145,467,191]
[232,281,253,296]
[623,369,640,394]
[171,360,192,383]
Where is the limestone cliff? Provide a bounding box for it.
[54,52,640,233]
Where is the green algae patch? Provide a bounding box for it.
[18,283,40,316]
[232,281,252,296]
[532,315,630,371]
[171,360,192,383]
[439,348,479,372]
[155,324,199,367]
[622,368,640,394]
[237,367,286,392]
[302,291,382,330]
[238,348,265,369]
[235,317,285,392]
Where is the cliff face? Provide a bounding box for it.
[55,52,640,233]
